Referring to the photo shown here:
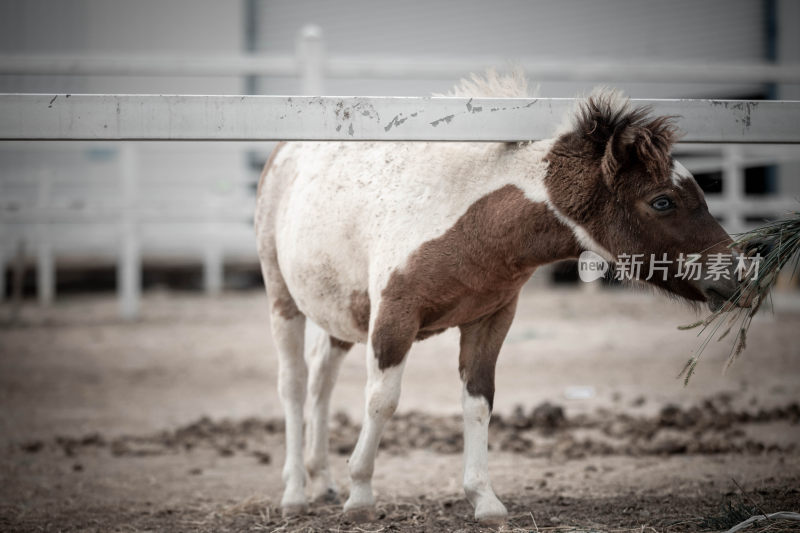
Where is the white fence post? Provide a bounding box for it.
[297,25,324,95]
[203,193,223,296]
[36,170,54,306]
[722,145,746,235]
[203,244,223,295]
[118,143,141,319]
[297,24,328,350]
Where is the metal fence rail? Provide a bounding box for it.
[2,94,800,144]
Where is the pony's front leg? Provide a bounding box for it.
[343,317,413,520]
[458,298,518,526]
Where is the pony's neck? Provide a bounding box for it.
[509,140,588,269]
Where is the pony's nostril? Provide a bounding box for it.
[703,287,724,299]
[701,286,738,312]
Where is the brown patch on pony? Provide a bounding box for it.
[349,290,371,333]
[256,141,286,197]
[415,328,447,341]
[371,185,581,370]
[330,336,354,352]
[459,296,518,410]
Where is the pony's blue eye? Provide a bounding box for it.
[650,196,674,211]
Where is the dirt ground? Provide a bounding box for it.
[1,285,799,532]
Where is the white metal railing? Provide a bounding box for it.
[2,94,799,143]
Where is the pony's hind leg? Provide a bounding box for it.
[304,326,352,503]
[262,263,309,516]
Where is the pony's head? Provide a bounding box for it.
[545,89,751,311]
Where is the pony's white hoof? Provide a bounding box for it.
[281,503,308,518]
[343,504,376,523]
[281,487,308,517]
[474,499,508,526]
[343,485,376,522]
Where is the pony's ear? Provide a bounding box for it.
[571,91,680,188]
[572,90,639,188]
[599,125,637,188]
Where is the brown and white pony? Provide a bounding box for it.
[254,72,748,525]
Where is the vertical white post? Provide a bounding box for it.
[119,143,141,320]
[203,194,223,296]
[722,145,745,235]
[297,24,324,95]
[203,245,223,295]
[36,171,54,306]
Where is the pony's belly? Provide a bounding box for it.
[291,280,369,344]
[305,303,368,344]
[277,242,369,344]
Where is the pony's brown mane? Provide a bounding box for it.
[571,90,681,181]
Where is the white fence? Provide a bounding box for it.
[1,27,799,318]
[0,141,257,317]
[3,94,800,143]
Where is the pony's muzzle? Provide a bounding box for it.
[696,249,759,311]
[699,283,738,312]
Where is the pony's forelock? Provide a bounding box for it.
[555,87,681,180]
[553,86,629,139]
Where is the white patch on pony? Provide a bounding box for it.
[671,160,693,187]
[461,387,507,522]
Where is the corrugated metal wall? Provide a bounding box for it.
[254,0,767,98]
